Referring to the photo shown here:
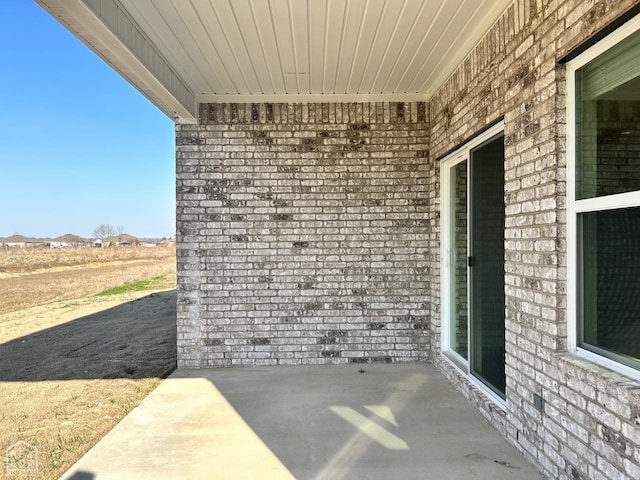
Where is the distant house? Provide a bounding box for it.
[94,234,141,248]
[139,237,174,248]
[117,234,141,247]
[35,238,52,248]
[50,234,91,248]
[0,235,30,248]
[0,235,50,248]
[158,239,175,248]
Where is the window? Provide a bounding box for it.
[568,17,640,374]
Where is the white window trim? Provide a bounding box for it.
[566,14,640,382]
[439,121,506,408]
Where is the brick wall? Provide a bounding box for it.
[173,1,640,478]
[429,1,640,479]
[176,102,430,367]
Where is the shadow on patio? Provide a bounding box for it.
[59,364,544,480]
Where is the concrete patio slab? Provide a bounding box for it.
[59,363,543,480]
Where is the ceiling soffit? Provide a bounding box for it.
[36,0,512,122]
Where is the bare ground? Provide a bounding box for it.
[0,252,177,479]
[0,255,176,315]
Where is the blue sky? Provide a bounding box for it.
[0,1,175,239]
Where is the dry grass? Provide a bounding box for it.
[0,247,176,315]
[0,246,174,274]
[2,377,162,479]
[0,247,177,479]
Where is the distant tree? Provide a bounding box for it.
[92,224,116,247]
[116,225,125,245]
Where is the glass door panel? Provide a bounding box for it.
[451,161,468,359]
[470,137,506,397]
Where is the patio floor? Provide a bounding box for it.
[59,363,543,480]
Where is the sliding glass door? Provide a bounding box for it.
[443,129,505,399]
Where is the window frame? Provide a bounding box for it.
[567,14,640,381]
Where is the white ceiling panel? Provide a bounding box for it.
[307,0,328,94]
[333,0,368,93]
[345,0,386,93]
[250,0,288,93]
[356,0,404,93]
[290,0,310,94]
[36,0,513,121]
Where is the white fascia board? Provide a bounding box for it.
[35,0,197,123]
[197,93,429,104]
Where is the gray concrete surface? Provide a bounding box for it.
[59,363,543,480]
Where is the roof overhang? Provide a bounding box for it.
[35,0,512,123]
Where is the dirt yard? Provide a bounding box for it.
[0,248,177,479]
[0,247,176,315]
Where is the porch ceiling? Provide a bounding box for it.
[35,0,512,122]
